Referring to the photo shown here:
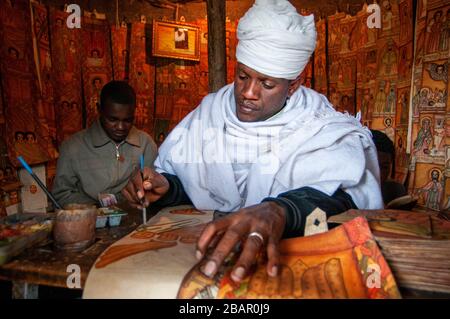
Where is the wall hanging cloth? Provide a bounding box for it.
[81,16,113,127]
[0,0,53,167]
[49,8,83,145]
[111,25,129,81]
[129,22,155,136]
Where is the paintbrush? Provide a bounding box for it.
[140,154,147,224]
[17,156,62,210]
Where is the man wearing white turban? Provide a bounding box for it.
[123,0,383,283]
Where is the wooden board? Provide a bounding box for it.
[83,205,212,298]
[84,207,400,299]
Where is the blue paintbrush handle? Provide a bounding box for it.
[139,154,144,171]
[17,156,62,210]
[17,156,33,174]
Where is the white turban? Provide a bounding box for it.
[236,0,317,80]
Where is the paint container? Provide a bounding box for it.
[95,215,108,228]
[53,204,97,252]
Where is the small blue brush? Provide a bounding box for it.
[139,154,147,224]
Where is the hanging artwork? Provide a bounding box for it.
[197,18,209,98]
[409,0,450,210]
[398,43,413,83]
[155,58,175,120]
[413,164,445,211]
[226,19,238,85]
[81,15,113,127]
[154,119,169,148]
[0,0,51,166]
[49,8,83,145]
[31,1,57,158]
[111,24,129,81]
[313,18,327,95]
[399,0,414,46]
[152,20,200,62]
[129,22,155,135]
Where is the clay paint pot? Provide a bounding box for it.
[53,204,97,252]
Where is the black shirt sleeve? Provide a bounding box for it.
[152,173,192,208]
[262,186,358,238]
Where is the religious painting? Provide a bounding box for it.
[420,61,448,111]
[130,22,155,135]
[197,18,209,96]
[378,0,399,39]
[445,146,450,177]
[385,81,397,115]
[328,84,340,110]
[398,43,413,83]
[363,49,377,85]
[414,18,427,67]
[314,53,327,94]
[154,119,169,148]
[336,91,355,115]
[412,115,433,157]
[383,117,396,142]
[425,5,450,56]
[86,73,108,122]
[412,163,445,211]
[337,57,356,89]
[374,81,388,115]
[399,0,413,45]
[395,86,410,127]
[431,115,446,157]
[327,12,346,51]
[178,217,400,299]
[226,19,238,84]
[314,19,327,95]
[360,87,375,122]
[411,114,446,163]
[395,127,409,182]
[81,15,112,126]
[377,39,398,78]
[338,19,356,55]
[0,0,51,166]
[111,25,129,80]
[152,20,200,62]
[315,18,326,51]
[49,8,83,144]
[31,1,56,143]
[299,59,313,88]
[351,9,370,50]
[328,54,340,84]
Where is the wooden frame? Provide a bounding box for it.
[152,20,200,61]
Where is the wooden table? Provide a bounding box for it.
[0,208,149,298]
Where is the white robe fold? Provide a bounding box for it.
[155,84,383,212]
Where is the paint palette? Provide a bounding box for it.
[96,207,127,228]
[0,214,53,265]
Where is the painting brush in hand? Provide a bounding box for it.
[140,154,147,224]
[17,156,62,210]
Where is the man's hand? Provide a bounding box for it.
[121,167,169,209]
[196,202,286,283]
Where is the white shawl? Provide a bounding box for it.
[155,84,383,212]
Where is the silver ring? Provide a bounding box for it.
[248,231,264,243]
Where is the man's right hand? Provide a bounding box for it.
[121,167,169,209]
